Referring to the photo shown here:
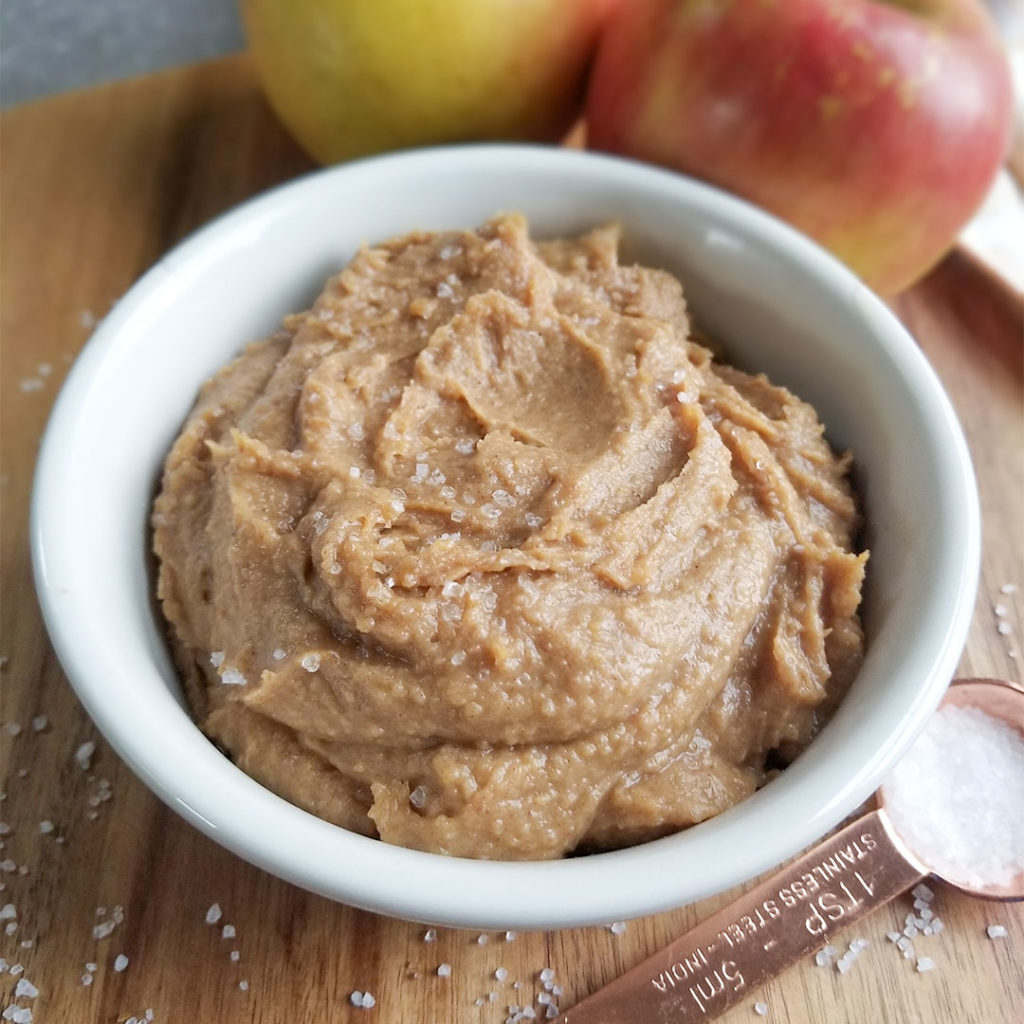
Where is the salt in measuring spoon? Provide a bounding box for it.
[554,678,1024,1024]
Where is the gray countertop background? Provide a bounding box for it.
[3,0,1021,113]
[1,0,244,108]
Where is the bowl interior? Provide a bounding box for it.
[31,145,979,929]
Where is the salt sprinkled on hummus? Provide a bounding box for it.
[153,214,867,860]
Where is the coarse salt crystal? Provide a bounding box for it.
[210,651,226,668]
[230,950,240,962]
[205,903,222,925]
[14,978,37,999]
[222,924,236,939]
[495,967,508,981]
[608,921,627,935]
[505,931,516,942]
[239,980,249,991]
[74,741,96,770]
[30,717,47,733]
[754,1002,769,1016]
[915,956,936,973]
[301,653,321,673]
[114,954,129,972]
[437,963,452,977]
[986,924,1008,939]
[0,905,15,921]
[423,928,437,942]
[38,821,54,835]
[92,920,116,940]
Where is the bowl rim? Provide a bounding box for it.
[30,144,980,929]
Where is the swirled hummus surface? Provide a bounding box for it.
[153,214,867,860]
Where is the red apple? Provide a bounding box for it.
[585,0,1014,294]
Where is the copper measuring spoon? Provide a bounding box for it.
[555,678,1024,1024]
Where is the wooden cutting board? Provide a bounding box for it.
[1,54,1022,1024]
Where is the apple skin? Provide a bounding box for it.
[585,0,1014,294]
[241,0,618,165]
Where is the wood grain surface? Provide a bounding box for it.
[2,55,1022,1024]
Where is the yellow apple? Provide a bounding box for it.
[241,0,616,164]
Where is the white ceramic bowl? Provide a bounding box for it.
[31,146,979,929]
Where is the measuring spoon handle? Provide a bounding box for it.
[558,809,924,1024]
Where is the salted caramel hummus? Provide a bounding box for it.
[153,213,867,860]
